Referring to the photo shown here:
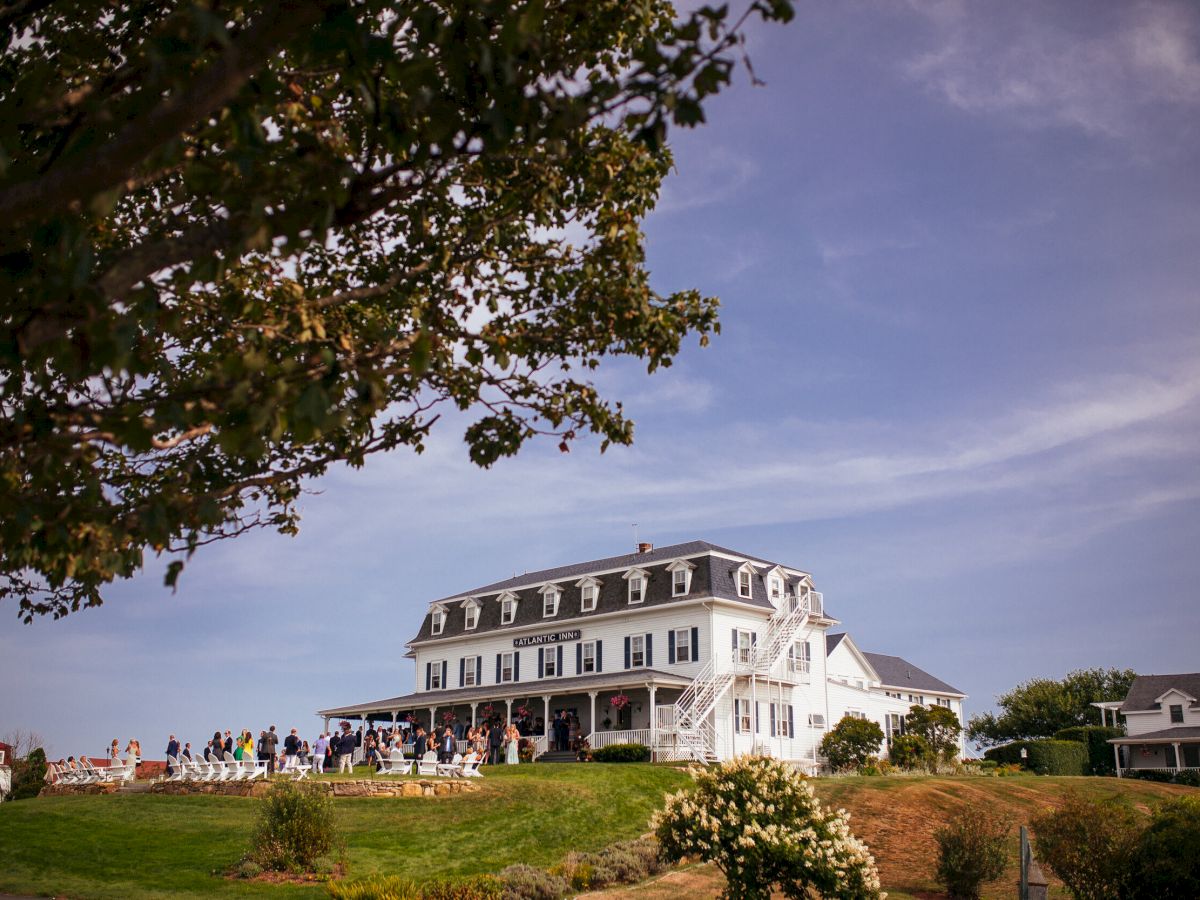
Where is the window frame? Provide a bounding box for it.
[464,603,479,630]
[581,640,597,673]
[541,587,560,618]
[431,607,446,635]
[500,652,515,683]
[628,575,644,604]
[773,702,792,737]
[674,627,692,663]
[500,595,516,625]
[580,583,597,612]
[672,568,687,596]
[464,656,478,687]
[630,634,646,668]
[737,567,752,599]
[788,640,811,675]
[808,713,826,728]
[543,648,558,677]
[1170,703,1185,724]
[430,660,445,689]
[735,698,752,734]
[735,628,753,665]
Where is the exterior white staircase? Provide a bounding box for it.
[671,589,821,762]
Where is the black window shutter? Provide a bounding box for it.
[691,627,699,663]
[425,662,432,691]
[513,652,520,681]
[596,640,603,672]
[645,633,653,667]
[496,654,501,683]
[668,631,676,664]
[477,656,482,683]
[732,629,738,651]
[751,631,758,646]
[576,643,582,675]
[460,658,465,687]
[441,661,447,689]
[624,636,631,669]
[770,704,777,737]
[788,705,794,737]
[557,644,563,677]
[734,700,741,734]
[538,647,544,679]
[755,701,761,733]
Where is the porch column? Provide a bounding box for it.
[1114,743,1122,777]
[428,706,436,733]
[391,710,398,730]
[542,694,552,742]
[649,685,658,756]
[1173,742,1183,772]
[505,698,512,724]
[324,717,330,733]
[588,691,598,737]
[470,702,478,726]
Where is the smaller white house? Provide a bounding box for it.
[1109,673,1200,775]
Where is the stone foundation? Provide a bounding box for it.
[149,778,479,798]
[41,782,121,796]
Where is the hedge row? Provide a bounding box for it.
[983,739,1087,775]
[1122,768,1200,788]
[591,743,650,763]
[1054,726,1124,775]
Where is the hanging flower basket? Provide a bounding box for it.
[441,711,456,725]
[610,694,631,711]
[515,705,532,719]
[479,704,496,720]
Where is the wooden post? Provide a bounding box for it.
[649,684,658,759]
[588,691,598,737]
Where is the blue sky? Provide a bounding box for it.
[4,0,1200,760]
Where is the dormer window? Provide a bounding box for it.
[461,597,480,630]
[1171,704,1185,723]
[769,576,783,601]
[624,568,649,604]
[499,592,518,625]
[576,576,601,612]
[666,559,695,597]
[540,585,561,618]
[431,607,446,635]
[735,563,754,599]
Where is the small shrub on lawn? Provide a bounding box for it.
[551,837,661,890]
[496,864,569,900]
[983,739,1087,775]
[590,742,650,762]
[889,734,931,769]
[1124,768,1200,787]
[934,807,1012,899]
[327,875,502,900]
[249,780,338,872]
[1128,795,1200,899]
[235,860,263,879]
[8,748,47,801]
[654,755,883,899]
[1032,792,1144,900]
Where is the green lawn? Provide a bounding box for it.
[0,764,691,899]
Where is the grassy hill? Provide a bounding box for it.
[0,767,1193,899]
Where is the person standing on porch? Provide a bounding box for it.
[505,724,520,764]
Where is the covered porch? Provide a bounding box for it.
[316,670,692,760]
[1110,727,1200,776]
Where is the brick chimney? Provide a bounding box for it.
[637,542,653,554]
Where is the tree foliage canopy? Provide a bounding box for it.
[0,0,793,621]
[966,667,1136,748]
[905,703,961,761]
[819,715,884,771]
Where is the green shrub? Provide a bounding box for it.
[820,716,885,771]
[8,747,47,800]
[235,860,263,879]
[654,754,883,898]
[1032,792,1144,900]
[327,875,502,900]
[590,742,650,762]
[551,837,661,890]
[977,759,998,769]
[1124,768,1200,787]
[889,734,931,769]
[250,780,338,872]
[1054,726,1123,775]
[934,807,1012,899]
[983,739,1087,775]
[1129,796,1200,899]
[496,864,569,900]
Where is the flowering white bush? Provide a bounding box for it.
[652,755,884,899]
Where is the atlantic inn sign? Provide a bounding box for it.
[513,629,581,648]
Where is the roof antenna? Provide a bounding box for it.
[632,522,639,552]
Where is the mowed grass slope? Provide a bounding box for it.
[0,764,691,900]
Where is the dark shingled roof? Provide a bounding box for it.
[409,541,818,645]
[1110,726,1200,743]
[826,633,848,655]
[862,651,964,696]
[1118,674,1200,713]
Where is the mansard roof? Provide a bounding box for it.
[1119,673,1200,713]
[409,540,816,645]
[862,651,964,696]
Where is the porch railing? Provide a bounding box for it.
[587,729,651,749]
[1118,765,1200,777]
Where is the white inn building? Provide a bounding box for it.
[318,541,967,767]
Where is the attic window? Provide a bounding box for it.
[431,607,446,635]
[737,569,752,599]
[673,569,687,595]
[500,595,517,625]
[464,604,478,630]
[541,586,561,618]
[1171,704,1185,723]
[629,575,644,604]
[769,576,783,601]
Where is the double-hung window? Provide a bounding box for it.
[772,702,792,737]
[738,569,752,598]
[464,604,478,630]
[542,590,559,618]
[1171,704,1185,724]
[580,584,597,612]
[788,640,811,675]
[936,697,952,709]
[431,607,445,635]
[769,576,783,602]
[500,652,515,683]
[628,575,644,604]
[673,569,687,596]
[464,656,478,687]
[630,635,646,668]
[886,713,904,740]
[735,698,752,733]
[430,661,444,689]
[501,596,516,625]
[544,648,558,677]
[674,628,692,663]
[581,641,597,673]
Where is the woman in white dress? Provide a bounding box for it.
[505,724,520,764]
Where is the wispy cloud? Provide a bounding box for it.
[905,0,1200,142]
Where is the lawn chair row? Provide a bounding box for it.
[49,758,136,785]
[167,752,272,782]
[375,750,483,778]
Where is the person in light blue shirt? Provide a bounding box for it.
[312,733,328,775]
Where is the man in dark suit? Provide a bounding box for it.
[263,725,279,774]
[487,720,504,765]
[439,727,455,764]
[283,727,301,772]
[413,726,427,758]
[223,731,234,756]
[165,735,180,775]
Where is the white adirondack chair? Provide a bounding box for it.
[460,753,484,778]
[166,755,184,782]
[437,752,464,777]
[224,752,248,781]
[416,751,440,777]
